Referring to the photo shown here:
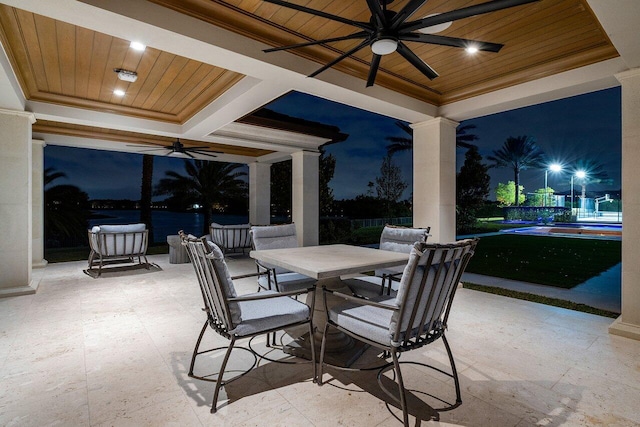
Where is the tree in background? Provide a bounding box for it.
[155,160,247,235]
[456,147,490,232]
[375,154,408,218]
[139,154,154,244]
[270,147,337,218]
[496,181,525,207]
[487,135,545,207]
[44,167,90,247]
[385,121,479,156]
[532,187,555,207]
[318,148,336,216]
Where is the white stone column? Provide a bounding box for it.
[291,151,319,247]
[411,117,458,244]
[32,139,47,268]
[249,161,271,225]
[610,68,640,340]
[0,109,37,297]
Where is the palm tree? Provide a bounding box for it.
[386,122,479,156]
[487,135,546,207]
[572,158,611,202]
[44,167,90,247]
[155,160,247,235]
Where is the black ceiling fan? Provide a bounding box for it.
[262,0,539,87]
[127,139,222,159]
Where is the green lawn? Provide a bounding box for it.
[466,234,621,288]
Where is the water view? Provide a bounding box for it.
[89,210,249,243]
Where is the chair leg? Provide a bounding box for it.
[308,320,317,383]
[211,337,236,414]
[189,320,208,376]
[442,334,462,404]
[391,350,409,427]
[317,323,329,386]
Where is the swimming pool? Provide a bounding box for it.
[501,224,622,240]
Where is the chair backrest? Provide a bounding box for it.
[210,223,252,251]
[181,233,240,337]
[379,225,431,253]
[250,224,298,273]
[89,223,148,256]
[389,238,478,348]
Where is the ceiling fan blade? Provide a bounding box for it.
[263,0,372,31]
[183,151,196,159]
[390,0,428,30]
[366,0,387,27]
[264,31,369,53]
[396,42,438,80]
[401,0,539,33]
[366,54,381,87]
[400,33,503,52]
[192,151,219,159]
[308,38,371,78]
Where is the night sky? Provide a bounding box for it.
[44,86,621,202]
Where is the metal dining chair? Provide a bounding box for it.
[180,232,316,413]
[318,238,478,426]
[345,225,431,298]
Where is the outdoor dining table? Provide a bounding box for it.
[250,244,409,366]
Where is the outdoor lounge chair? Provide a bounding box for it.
[345,225,430,298]
[87,223,149,277]
[318,239,478,426]
[180,232,316,413]
[210,222,252,254]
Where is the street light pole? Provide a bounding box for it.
[544,164,562,207]
[570,175,574,211]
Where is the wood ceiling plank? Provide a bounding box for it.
[166,63,220,114]
[153,59,203,112]
[87,32,112,100]
[173,70,243,119]
[120,48,161,107]
[103,38,129,104]
[34,13,62,94]
[130,51,175,109]
[56,20,76,96]
[142,55,189,110]
[74,26,94,98]
[14,9,48,91]
[0,7,37,96]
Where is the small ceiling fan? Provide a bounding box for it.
[127,139,222,159]
[263,0,539,87]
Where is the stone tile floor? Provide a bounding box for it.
[1,254,639,426]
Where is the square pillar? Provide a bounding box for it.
[411,117,458,243]
[249,161,271,226]
[610,68,640,340]
[32,139,47,268]
[291,151,319,246]
[0,109,37,297]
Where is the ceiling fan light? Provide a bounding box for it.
[418,14,452,34]
[371,38,398,56]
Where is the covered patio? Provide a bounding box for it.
[1,0,640,424]
[1,253,638,425]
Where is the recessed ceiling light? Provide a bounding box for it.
[113,89,125,97]
[465,46,479,54]
[130,41,146,51]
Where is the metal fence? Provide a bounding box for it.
[351,217,412,228]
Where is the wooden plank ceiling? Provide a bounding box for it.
[150,0,619,105]
[0,5,245,124]
[32,120,274,158]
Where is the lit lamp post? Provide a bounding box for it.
[544,164,562,207]
[572,170,586,216]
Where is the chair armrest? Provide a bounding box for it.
[254,259,274,273]
[231,271,269,281]
[228,287,313,302]
[323,287,399,311]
